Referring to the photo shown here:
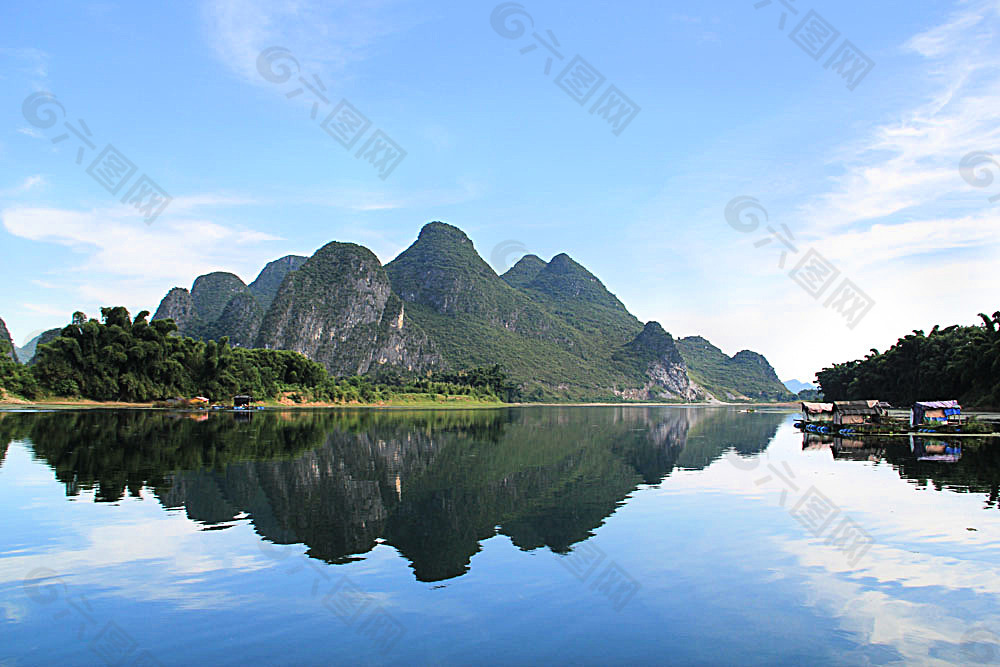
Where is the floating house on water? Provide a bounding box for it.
[910,400,962,427]
[801,402,834,423]
[233,394,254,408]
[832,400,885,426]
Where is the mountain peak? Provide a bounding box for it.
[501,254,547,289]
[256,240,439,375]
[640,321,668,336]
[676,336,790,401]
[625,321,679,358]
[526,252,629,313]
[249,255,309,311]
[418,221,473,246]
[191,272,251,323]
[386,223,505,316]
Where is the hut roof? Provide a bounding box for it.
[801,402,834,414]
[833,400,883,416]
[913,400,960,409]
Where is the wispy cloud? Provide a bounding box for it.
[0,47,50,84]
[201,0,416,86]
[0,176,46,197]
[22,303,70,317]
[799,0,1000,239]
[1,198,288,322]
[630,1,1000,380]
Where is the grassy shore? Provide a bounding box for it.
[0,392,507,410]
[0,393,801,410]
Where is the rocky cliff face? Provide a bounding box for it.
[255,241,441,376]
[142,220,788,402]
[191,272,253,323]
[0,318,17,363]
[613,322,700,400]
[209,292,264,348]
[154,273,265,347]
[152,288,197,331]
[249,255,308,311]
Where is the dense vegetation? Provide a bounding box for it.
[385,223,653,401]
[0,340,38,397]
[69,221,794,404]
[0,307,517,404]
[816,312,1000,407]
[675,337,793,401]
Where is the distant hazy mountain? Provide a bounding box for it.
[783,379,817,394]
[14,328,62,364]
[149,221,792,402]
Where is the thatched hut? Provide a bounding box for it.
[832,400,884,426]
[801,402,834,423]
[910,400,961,427]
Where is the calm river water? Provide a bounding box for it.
[1,407,998,665]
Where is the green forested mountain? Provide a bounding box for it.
[13,306,510,403]
[255,241,441,376]
[248,255,308,310]
[191,272,251,323]
[676,336,793,401]
[153,258,307,347]
[0,318,16,364]
[500,254,547,289]
[39,221,789,403]
[816,312,1000,407]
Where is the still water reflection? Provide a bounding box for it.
[1,407,998,665]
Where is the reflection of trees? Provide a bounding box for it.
[803,433,1000,510]
[6,407,784,582]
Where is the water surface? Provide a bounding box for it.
[1,407,998,665]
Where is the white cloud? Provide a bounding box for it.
[201,0,415,86]
[0,175,45,197]
[799,1,1000,235]
[641,1,1000,380]
[1,200,288,323]
[16,127,43,139]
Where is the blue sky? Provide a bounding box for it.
[1,0,998,381]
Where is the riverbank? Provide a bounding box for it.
[0,394,504,410]
[0,394,801,411]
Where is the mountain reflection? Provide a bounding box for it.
[0,408,791,581]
